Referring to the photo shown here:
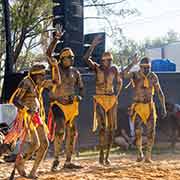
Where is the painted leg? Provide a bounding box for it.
[96,104,106,165]
[29,125,49,178]
[135,116,144,162]
[145,114,155,163]
[105,106,116,165]
[99,128,106,165]
[51,105,65,171]
[64,123,82,169]
[52,130,65,171]
[105,130,113,165]
[16,129,40,177]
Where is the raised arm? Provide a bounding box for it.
[46,27,64,66]
[123,54,140,79]
[83,35,102,70]
[46,30,64,86]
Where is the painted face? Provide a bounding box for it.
[62,56,74,68]
[34,73,45,85]
[101,57,112,68]
[140,65,150,75]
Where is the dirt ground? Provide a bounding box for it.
[1,152,180,180]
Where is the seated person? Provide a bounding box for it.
[166,101,180,149]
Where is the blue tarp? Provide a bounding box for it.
[151,59,176,72]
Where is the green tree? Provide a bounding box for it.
[10,0,53,70]
[110,29,145,67]
[84,0,139,36]
[145,30,180,48]
[0,2,5,60]
[111,30,180,67]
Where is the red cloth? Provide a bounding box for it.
[4,112,42,144]
[32,112,43,126]
[48,108,56,141]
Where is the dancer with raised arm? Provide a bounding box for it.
[123,55,167,163]
[46,27,84,171]
[83,36,122,165]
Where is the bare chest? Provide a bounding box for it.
[96,68,115,83]
[60,69,77,85]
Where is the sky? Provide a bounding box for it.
[84,0,180,47]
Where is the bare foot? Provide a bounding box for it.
[99,150,104,165]
[105,159,111,166]
[144,158,153,164]
[15,155,26,177]
[51,160,60,172]
[136,154,144,162]
[63,162,83,169]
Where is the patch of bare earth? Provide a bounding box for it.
[1,154,180,180]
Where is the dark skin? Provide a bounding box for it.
[83,36,122,165]
[123,55,167,117]
[14,72,60,114]
[83,36,122,96]
[46,30,84,104]
[11,65,60,178]
[13,74,43,114]
[123,56,167,163]
[46,29,84,169]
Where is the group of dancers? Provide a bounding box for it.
[4,28,167,179]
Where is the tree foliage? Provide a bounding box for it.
[144,30,180,48]
[111,30,180,67]
[84,0,139,37]
[9,0,53,71]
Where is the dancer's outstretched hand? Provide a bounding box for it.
[92,35,103,47]
[55,25,65,39]
[132,53,140,65]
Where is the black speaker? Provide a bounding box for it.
[52,0,84,67]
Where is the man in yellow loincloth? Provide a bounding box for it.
[124,56,167,163]
[46,29,84,170]
[4,63,61,178]
[83,36,122,165]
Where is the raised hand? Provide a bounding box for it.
[55,25,65,39]
[92,35,103,47]
[132,53,140,65]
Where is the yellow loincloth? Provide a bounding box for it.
[93,95,117,132]
[51,97,79,127]
[131,102,157,124]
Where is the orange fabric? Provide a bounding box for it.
[51,97,79,126]
[48,97,79,141]
[131,102,157,124]
[93,95,117,132]
[94,95,117,112]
